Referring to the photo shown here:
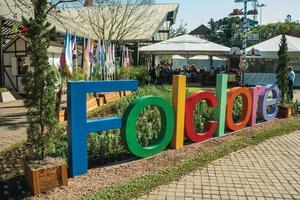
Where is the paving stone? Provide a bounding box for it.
[0,100,27,150]
[137,131,300,200]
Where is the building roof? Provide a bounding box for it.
[140,34,230,56]
[0,1,178,42]
[189,55,225,61]
[189,25,211,36]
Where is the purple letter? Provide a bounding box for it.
[258,85,280,121]
[249,86,266,126]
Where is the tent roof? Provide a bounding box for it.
[140,34,230,56]
[189,55,225,60]
[172,55,186,60]
[247,35,300,52]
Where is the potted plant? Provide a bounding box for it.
[22,0,68,195]
[0,87,16,103]
[276,35,293,118]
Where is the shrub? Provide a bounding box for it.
[72,68,88,81]
[117,66,151,86]
[293,100,300,115]
[50,86,248,166]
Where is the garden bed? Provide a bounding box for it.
[31,117,300,200]
[1,85,299,199]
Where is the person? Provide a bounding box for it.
[149,67,156,84]
[288,66,295,101]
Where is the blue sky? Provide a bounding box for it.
[156,0,300,31]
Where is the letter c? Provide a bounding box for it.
[185,92,218,143]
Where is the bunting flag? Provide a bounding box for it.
[122,46,126,68]
[60,30,73,74]
[90,41,94,78]
[101,41,106,70]
[112,44,116,65]
[95,39,101,68]
[72,34,78,69]
[106,42,110,66]
[109,43,114,74]
[125,47,130,71]
[84,37,91,78]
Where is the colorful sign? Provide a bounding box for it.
[68,74,280,177]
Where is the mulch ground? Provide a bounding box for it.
[29,117,294,200]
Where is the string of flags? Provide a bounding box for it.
[60,30,131,79]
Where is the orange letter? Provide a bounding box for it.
[226,87,252,131]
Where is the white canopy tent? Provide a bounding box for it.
[172,55,187,69]
[246,35,300,59]
[245,35,300,86]
[140,34,230,56]
[189,55,226,70]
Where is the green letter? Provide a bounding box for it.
[122,96,175,158]
[214,74,228,137]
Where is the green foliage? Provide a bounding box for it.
[0,87,8,93]
[192,101,214,133]
[72,68,88,81]
[276,35,290,105]
[204,17,242,47]
[91,67,103,81]
[293,100,300,115]
[117,66,151,86]
[22,0,58,160]
[250,22,300,43]
[233,96,243,122]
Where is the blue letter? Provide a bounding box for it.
[68,80,138,177]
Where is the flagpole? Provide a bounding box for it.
[82,37,85,69]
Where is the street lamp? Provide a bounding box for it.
[257,3,267,25]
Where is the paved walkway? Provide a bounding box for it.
[138,131,300,200]
[0,100,27,150]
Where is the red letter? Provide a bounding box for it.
[185,92,218,143]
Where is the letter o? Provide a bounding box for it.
[122,96,175,158]
[226,87,253,131]
[185,92,218,143]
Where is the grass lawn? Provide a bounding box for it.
[85,117,300,200]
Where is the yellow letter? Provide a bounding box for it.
[171,75,186,149]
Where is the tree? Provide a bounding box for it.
[204,17,242,47]
[18,0,73,160]
[276,35,290,105]
[249,22,300,43]
[73,0,154,42]
[170,21,188,38]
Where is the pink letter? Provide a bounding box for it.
[249,86,266,126]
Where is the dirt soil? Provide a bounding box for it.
[28,118,294,200]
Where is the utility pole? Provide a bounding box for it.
[240,0,249,86]
[0,17,4,87]
[257,3,267,25]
